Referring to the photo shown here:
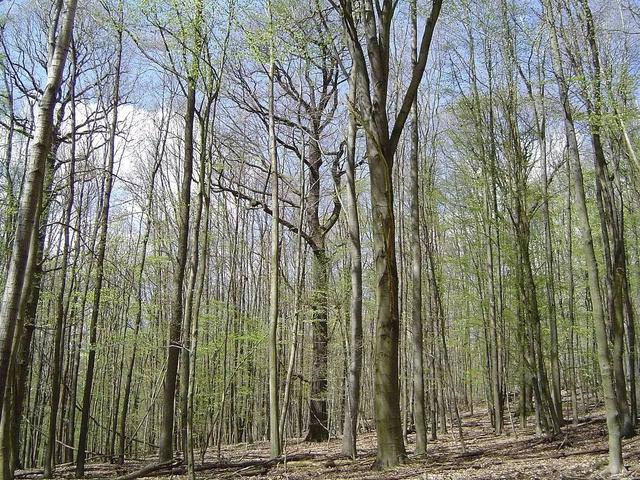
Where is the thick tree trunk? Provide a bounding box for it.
[339,0,442,466]
[9,152,59,473]
[369,144,406,468]
[0,204,41,479]
[304,129,334,443]
[305,250,329,442]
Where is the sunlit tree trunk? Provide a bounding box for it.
[0,0,77,423]
[267,0,281,457]
[341,70,363,458]
[408,0,427,455]
[544,0,623,471]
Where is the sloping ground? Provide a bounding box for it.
[16,408,640,479]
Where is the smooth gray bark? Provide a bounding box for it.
[544,0,623,471]
[0,0,77,418]
[341,72,363,459]
[408,0,427,455]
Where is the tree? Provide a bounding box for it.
[267,0,282,459]
[0,0,77,417]
[543,0,623,472]
[76,13,123,475]
[225,6,343,441]
[0,1,77,477]
[335,0,442,467]
[158,0,205,461]
[408,0,428,454]
[1,0,639,477]
[341,67,363,458]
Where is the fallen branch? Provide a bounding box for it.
[114,459,182,480]
[111,453,321,479]
[550,446,608,459]
[194,452,320,473]
[455,449,484,459]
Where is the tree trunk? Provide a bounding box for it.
[339,0,442,466]
[305,250,329,442]
[267,4,281,456]
[540,107,562,423]
[567,149,579,426]
[369,143,406,467]
[43,110,76,478]
[341,72,363,459]
[408,0,427,454]
[76,23,121,475]
[158,46,198,465]
[0,198,42,479]
[0,0,77,419]
[181,106,209,458]
[577,0,634,437]
[544,1,623,470]
[280,170,305,441]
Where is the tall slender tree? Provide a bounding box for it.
[408,0,427,455]
[76,16,123,475]
[543,0,623,471]
[0,0,77,421]
[267,0,281,459]
[158,0,204,461]
[341,67,363,458]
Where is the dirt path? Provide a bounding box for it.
[17,408,640,479]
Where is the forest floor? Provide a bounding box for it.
[17,406,640,479]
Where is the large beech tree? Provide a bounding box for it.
[335,0,442,467]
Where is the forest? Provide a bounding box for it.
[1,0,640,478]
